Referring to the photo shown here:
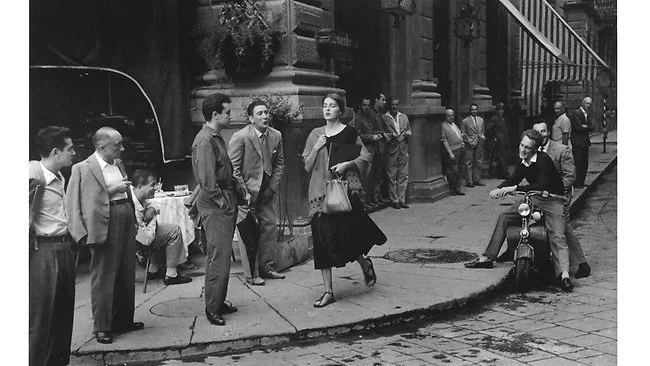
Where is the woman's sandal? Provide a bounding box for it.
[363,258,377,287]
[313,291,335,308]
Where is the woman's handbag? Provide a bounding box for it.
[322,172,352,214]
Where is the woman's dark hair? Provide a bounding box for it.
[322,93,346,111]
[202,93,232,121]
[34,126,71,158]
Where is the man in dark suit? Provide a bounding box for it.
[29,126,76,366]
[465,129,573,291]
[461,103,486,187]
[65,127,143,344]
[569,97,595,188]
[349,97,386,209]
[228,100,286,285]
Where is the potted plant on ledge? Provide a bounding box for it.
[199,0,282,77]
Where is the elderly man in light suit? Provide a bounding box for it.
[65,127,143,344]
[228,100,286,285]
[461,103,486,187]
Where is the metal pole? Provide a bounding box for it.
[602,98,608,153]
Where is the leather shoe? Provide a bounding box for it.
[464,259,494,269]
[474,181,486,186]
[219,301,238,315]
[94,331,112,344]
[163,274,192,286]
[455,191,466,196]
[391,203,401,209]
[467,183,474,188]
[205,308,225,326]
[261,269,285,279]
[496,249,515,263]
[574,262,591,279]
[146,268,165,280]
[246,277,265,286]
[399,202,410,209]
[559,277,574,292]
[112,322,144,333]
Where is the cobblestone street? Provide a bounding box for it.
[143,168,617,366]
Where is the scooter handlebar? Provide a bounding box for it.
[509,190,567,202]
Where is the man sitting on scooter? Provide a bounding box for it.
[464,129,574,292]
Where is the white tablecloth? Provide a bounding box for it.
[148,193,195,259]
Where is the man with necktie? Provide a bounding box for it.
[569,97,595,188]
[461,103,486,187]
[228,100,286,285]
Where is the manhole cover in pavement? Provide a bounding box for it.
[150,298,204,318]
[383,248,478,264]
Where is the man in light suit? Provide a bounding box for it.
[228,100,286,284]
[532,121,591,278]
[461,103,486,187]
[569,97,595,188]
[65,127,143,344]
[383,97,411,209]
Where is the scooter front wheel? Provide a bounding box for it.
[514,257,531,293]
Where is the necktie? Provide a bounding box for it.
[260,134,272,175]
[473,116,477,129]
[540,147,545,153]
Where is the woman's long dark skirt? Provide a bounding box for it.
[311,204,387,270]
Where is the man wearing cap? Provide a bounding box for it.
[66,127,143,344]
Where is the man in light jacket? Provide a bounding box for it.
[228,100,286,284]
[65,127,143,344]
[461,103,486,187]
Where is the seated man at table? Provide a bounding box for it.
[131,169,192,285]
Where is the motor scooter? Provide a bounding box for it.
[505,190,566,292]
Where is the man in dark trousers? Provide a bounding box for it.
[191,93,240,326]
[464,129,573,291]
[66,127,143,344]
[350,97,385,209]
[485,102,509,178]
[29,126,76,366]
[228,100,286,285]
[441,109,466,196]
[569,97,595,188]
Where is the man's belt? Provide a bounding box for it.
[35,234,72,245]
[110,198,130,206]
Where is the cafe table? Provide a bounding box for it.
[148,191,195,260]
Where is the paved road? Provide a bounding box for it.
[139,166,617,366]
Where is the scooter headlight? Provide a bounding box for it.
[518,203,531,217]
[532,211,542,221]
[520,228,530,238]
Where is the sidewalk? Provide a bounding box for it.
[69,131,617,365]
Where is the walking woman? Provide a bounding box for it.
[302,93,387,308]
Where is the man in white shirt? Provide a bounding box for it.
[551,101,571,147]
[29,126,76,366]
[66,127,143,344]
[131,169,192,286]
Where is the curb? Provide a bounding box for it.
[72,274,512,366]
[71,149,618,366]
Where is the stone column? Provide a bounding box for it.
[191,0,349,268]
